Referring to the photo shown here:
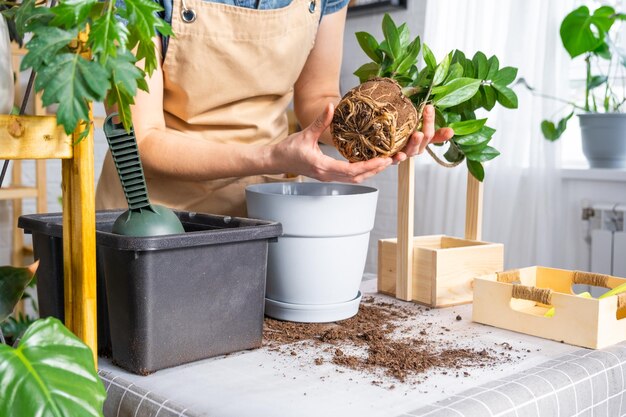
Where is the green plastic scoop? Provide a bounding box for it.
[103,113,185,236]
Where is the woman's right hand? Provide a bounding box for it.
[271,103,393,183]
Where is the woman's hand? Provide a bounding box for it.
[391,104,454,164]
[271,103,393,183]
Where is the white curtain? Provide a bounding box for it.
[416,0,574,269]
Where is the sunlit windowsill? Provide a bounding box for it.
[561,163,626,182]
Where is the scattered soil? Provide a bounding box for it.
[264,296,519,384]
[331,77,418,162]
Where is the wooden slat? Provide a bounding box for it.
[35,160,47,213]
[0,115,72,160]
[396,159,415,301]
[63,104,97,364]
[464,172,483,241]
[0,186,38,200]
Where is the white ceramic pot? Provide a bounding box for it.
[246,182,378,323]
[578,113,626,169]
[0,16,14,114]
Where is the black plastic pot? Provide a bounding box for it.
[19,210,281,374]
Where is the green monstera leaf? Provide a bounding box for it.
[0,262,38,323]
[0,317,106,417]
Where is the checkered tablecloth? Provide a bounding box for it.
[407,343,626,417]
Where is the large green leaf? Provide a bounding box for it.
[493,67,518,86]
[466,159,485,182]
[0,317,105,417]
[455,126,496,147]
[422,43,437,70]
[432,78,481,109]
[50,0,97,29]
[21,26,77,71]
[480,85,497,110]
[540,112,574,141]
[432,53,450,86]
[12,0,54,38]
[0,264,37,323]
[395,37,421,75]
[448,118,486,136]
[354,62,380,83]
[381,13,401,60]
[355,32,383,64]
[465,145,500,162]
[560,6,616,58]
[492,83,518,109]
[36,53,109,134]
[89,4,130,59]
[472,51,488,80]
[486,55,499,80]
[105,51,146,129]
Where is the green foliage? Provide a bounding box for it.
[352,14,518,181]
[0,317,105,417]
[534,5,626,141]
[1,0,172,136]
[0,264,36,323]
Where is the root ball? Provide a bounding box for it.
[331,78,418,162]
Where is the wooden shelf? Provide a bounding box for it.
[0,186,38,200]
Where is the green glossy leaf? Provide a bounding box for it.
[0,264,37,323]
[36,53,109,134]
[396,37,421,74]
[432,53,450,86]
[588,75,608,89]
[560,5,616,58]
[422,43,437,70]
[448,119,487,136]
[434,107,446,129]
[21,27,77,72]
[0,318,105,417]
[397,23,410,48]
[444,112,462,124]
[432,78,481,109]
[480,85,497,110]
[444,62,463,84]
[381,13,400,59]
[455,126,496,147]
[492,83,518,109]
[472,51,488,79]
[50,0,97,29]
[486,55,499,80]
[355,32,383,64]
[12,0,54,37]
[89,5,130,59]
[415,66,431,87]
[462,57,475,78]
[105,51,145,129]
[593,42,612,59]
[354,62,380,83]
[540,112,573,141]
[465,145,500,162]
[493,67,518,86]
[121,0,172,75]
[466,159,485,182]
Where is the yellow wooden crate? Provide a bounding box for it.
[473,266,626,349]
[378,235,503,307]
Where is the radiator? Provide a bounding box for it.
[587,202,626,277]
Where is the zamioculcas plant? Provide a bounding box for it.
[0,0,172,138]
[0,263,106,417]
[331,14,519,181]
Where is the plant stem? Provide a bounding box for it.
[585,54,591,112]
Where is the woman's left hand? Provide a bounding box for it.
[391,104,454,164]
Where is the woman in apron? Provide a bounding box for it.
[96,0,453,217]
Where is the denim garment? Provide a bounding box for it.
[158,0,349,56]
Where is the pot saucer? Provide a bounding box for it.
[264,292,362,323]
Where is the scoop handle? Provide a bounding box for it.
[103,114,152,211]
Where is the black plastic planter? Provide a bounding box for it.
[19,210,281,374]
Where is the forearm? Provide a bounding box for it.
[137,128,278,181]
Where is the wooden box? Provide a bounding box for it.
[378,235,503,307]
[473,267,626,349]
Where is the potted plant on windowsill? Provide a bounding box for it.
[524,5,626,168]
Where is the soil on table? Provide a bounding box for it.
[263,296,524,385]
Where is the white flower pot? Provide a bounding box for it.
[246,182,378,323]
[579,113,626,169]
[0,16,13,114]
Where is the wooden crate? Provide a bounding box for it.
[378,235,503,307]
[473,267,626,349]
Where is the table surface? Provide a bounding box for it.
[98,279,613,417]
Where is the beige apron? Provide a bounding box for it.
[96,0,321,216]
